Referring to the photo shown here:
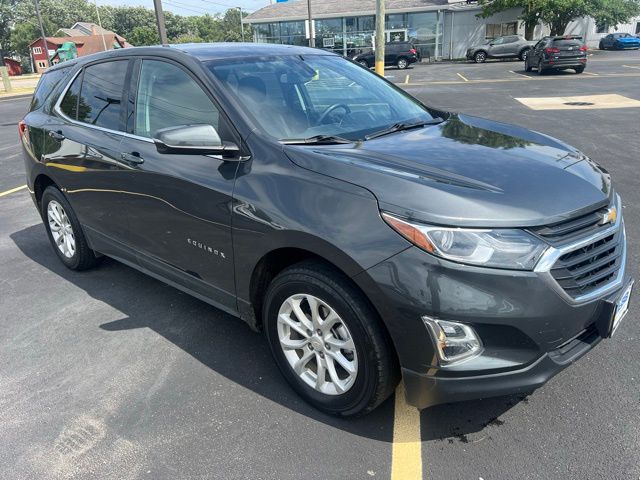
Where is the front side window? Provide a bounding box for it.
[76,60,128,129]
[134,60,220,139]
[207,54,437,141]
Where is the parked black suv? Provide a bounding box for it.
[526,35,588,74]
[353,41,418,69]
[21,44,632,416]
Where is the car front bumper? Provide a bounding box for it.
[357,222,631,409]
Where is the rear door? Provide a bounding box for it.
[43,59,135,260]
[117,58,240,311]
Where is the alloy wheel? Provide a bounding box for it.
[47,200,76,258]
[474,52,486,63]
[397,58,408,69]
[277,293,358,395]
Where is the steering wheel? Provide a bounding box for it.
[317,103,351,125]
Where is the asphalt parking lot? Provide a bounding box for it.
[1,49,639,479]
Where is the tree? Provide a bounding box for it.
[479,0,640,37]
[128,26,160,46]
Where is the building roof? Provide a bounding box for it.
[31,35,128,55]
[245,0,450,22]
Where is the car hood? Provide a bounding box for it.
[284,114,612,227]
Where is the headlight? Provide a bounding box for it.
[382,212,548,270]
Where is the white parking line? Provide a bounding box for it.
[623,64,640,70]
[509,70,531,78]
[582,71,599,76]
[0,185,27,197]
[456,72,469,82]
[0,143,19,152]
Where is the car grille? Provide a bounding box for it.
[531,198,625,300]
[529,204,611,246]
[549,229,624,298]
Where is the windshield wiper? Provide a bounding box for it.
[280,134,353,145]
[364,117,444,141]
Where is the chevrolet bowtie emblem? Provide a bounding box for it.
[599,206,617,226]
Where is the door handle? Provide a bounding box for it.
[48,130,65,141]
[120,152,144,165]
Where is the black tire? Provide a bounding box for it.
[537,60,546,75]
[524,58,533,72]
[474,51,487,63]
[396,57,408,69]
[575,66,585,74]
[358,59,370,69]
[41,186,101,271]
[263,260,399,417]
[599,41,605,50]
[519,48,530,61]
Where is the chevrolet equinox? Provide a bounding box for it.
[20,44,633,416]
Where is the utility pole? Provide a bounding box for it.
[238,7,245,42]
[153,0,168,46]
[94,0,108,51]
[307,0,315,48]
[34,0,50,68]
[375,0,385,75]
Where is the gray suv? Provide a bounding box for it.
[20,43,633,416]
[467,35,536,63]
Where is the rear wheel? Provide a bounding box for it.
[396,57,408,69]
[41,186,101,270]
[575,66,585,74]
[519,48,530,61]
[474,51,487,63]
[263,260,398,416]
[537,60,546,75]
[524,58,533,72]
[358,59,370,68]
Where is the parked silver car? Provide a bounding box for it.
[466,35,536,63]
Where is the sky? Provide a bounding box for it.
[94,0,272,17]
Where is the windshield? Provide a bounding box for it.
[207,55,437,142]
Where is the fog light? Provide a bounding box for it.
[422,317,483,365]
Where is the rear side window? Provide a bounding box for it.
[30,67,69,112]
[76,60,128,130]
[134,60,219,138]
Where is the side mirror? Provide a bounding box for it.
[153,124,240,158]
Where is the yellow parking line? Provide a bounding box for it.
[456,72,469,82]
[582,71,598,76]
[0,184,27,197]
[404,74,410,84]
[391,383,422,480]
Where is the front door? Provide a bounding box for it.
[118,58,240,312]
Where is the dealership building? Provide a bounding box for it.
[245,0,640,60]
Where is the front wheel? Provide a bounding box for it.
[263,261,398,416]
[599,42,605,50]
[474,51,487,63]
[396,57,408,69]
[41,186,101,270]
[519,49,530,61]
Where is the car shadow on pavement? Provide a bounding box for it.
[12,223,524,442]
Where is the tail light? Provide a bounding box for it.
[18,120,28,140]
[579,45,588,51]
[545,47,560,54]
[409,48,417,55]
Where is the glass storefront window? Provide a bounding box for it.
[385,14,406,29]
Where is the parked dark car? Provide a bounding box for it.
[353,41,418,69]
[599,32,640,50]
[466,35,535,63]
[525,35,588,74]
[20,44,632,416]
